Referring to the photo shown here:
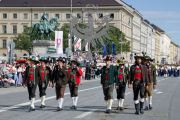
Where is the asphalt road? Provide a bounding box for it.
[0,77,180,120]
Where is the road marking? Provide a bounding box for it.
[75,91,132,119]
[152,77,169,95]
[74,78,169,119]
[80,79,100,85]
[75,109,97,119]
[156,91,163,94]
[0,86,102,113]
[82,79,100,83]
[0,78,169,113]
[154,89,158,92]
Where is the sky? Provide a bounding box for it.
[123,0,180,45]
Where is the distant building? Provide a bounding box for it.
[0,0,179,63]
[0,0,134,57]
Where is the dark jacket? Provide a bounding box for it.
[52,65,68,86]
[23,65,38,85]
[129,64,147,84]
[36,66,52,84]
[101,65,117,86]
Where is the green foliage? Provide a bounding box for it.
[15,25,60,53]
[105,26,130,53]
[60,23,70,50]
[59,24,130,54]
[15,27,33,53]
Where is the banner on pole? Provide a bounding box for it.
[74,37,81,51]
[55,31,63,54]
[68,33,71,48]
[85,42,89,52]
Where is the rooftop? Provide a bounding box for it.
[151,24,165,33]
[0,0,121,7]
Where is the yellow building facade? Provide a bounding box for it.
[0,3,133,56]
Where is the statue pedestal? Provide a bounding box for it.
[32,40,55,54]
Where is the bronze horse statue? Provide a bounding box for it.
[32,13,59,40]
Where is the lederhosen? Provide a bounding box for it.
[37,66,50,97]
[101,65,116,101]
[52,65,68,100]
[131,65,145,101]
[68,68,79,97]
[145,64,153,97]
[116,66,127,99]
[25,66,37,100]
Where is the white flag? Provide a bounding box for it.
[68,33,71,48]
[85,42,89,51]
[74,37,81,51]
[55,31,63,54]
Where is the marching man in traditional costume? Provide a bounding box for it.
[24,58,39,112]
[143,56,157,110]
[101,56,117,114]
[68,59,83,110]
[52,57,68,111]
[115,58,129,111]
[37,57,52,108]
[129,54,147,115]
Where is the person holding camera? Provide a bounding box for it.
[52,57,68,111]
[68,59,83,110]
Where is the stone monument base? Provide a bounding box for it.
[32,40,55,54]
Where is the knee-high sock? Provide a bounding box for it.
[121,99,124,107]
[118,99,121,107]
[58,98,64,108]
[72,97,75,106]
[149,96,152,106]
[145,97,148,107]
[41,96,46,105]
[108,99,113,110]
[30,98,35,108]
[74,97,78,106]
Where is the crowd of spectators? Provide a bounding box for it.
[157,65,180,77]
[1,54,180,88]
[0,61,26,88]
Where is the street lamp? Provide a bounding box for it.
[71,0,72,15]
[119,33,127,57]
[68,0,73,55]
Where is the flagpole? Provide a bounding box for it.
[69,0,73,55]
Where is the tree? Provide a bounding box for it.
[15,26,60,53]
[15,27,33,53]
[60,23,70,50]
[104,26,130,54]
[59,24,130,54]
